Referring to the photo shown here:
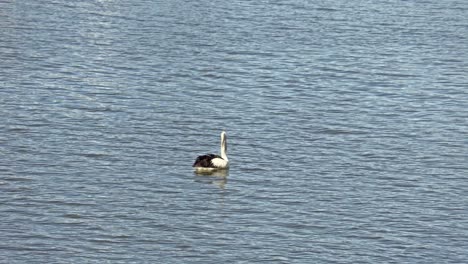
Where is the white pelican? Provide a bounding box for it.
[193,131,229,171]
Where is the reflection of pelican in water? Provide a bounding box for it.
[194,170,228,189]
[193,131,229,172]
[195,169,228,177]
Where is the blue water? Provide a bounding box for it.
[1,0,467,263]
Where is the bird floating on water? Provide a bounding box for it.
[193,131,229,172]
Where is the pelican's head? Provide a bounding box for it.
[220,131,228,157]
[221,131,227,147]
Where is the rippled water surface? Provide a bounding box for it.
[1,0,467,263]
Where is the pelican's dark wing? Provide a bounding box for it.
[193,154,221,168]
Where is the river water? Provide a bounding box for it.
[1,0,467,263]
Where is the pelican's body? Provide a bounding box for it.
[193,131,229,171]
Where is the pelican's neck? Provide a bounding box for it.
[220,132,228,161]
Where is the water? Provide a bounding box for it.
[1,0,467,263]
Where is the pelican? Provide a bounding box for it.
[193,131,229,171]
